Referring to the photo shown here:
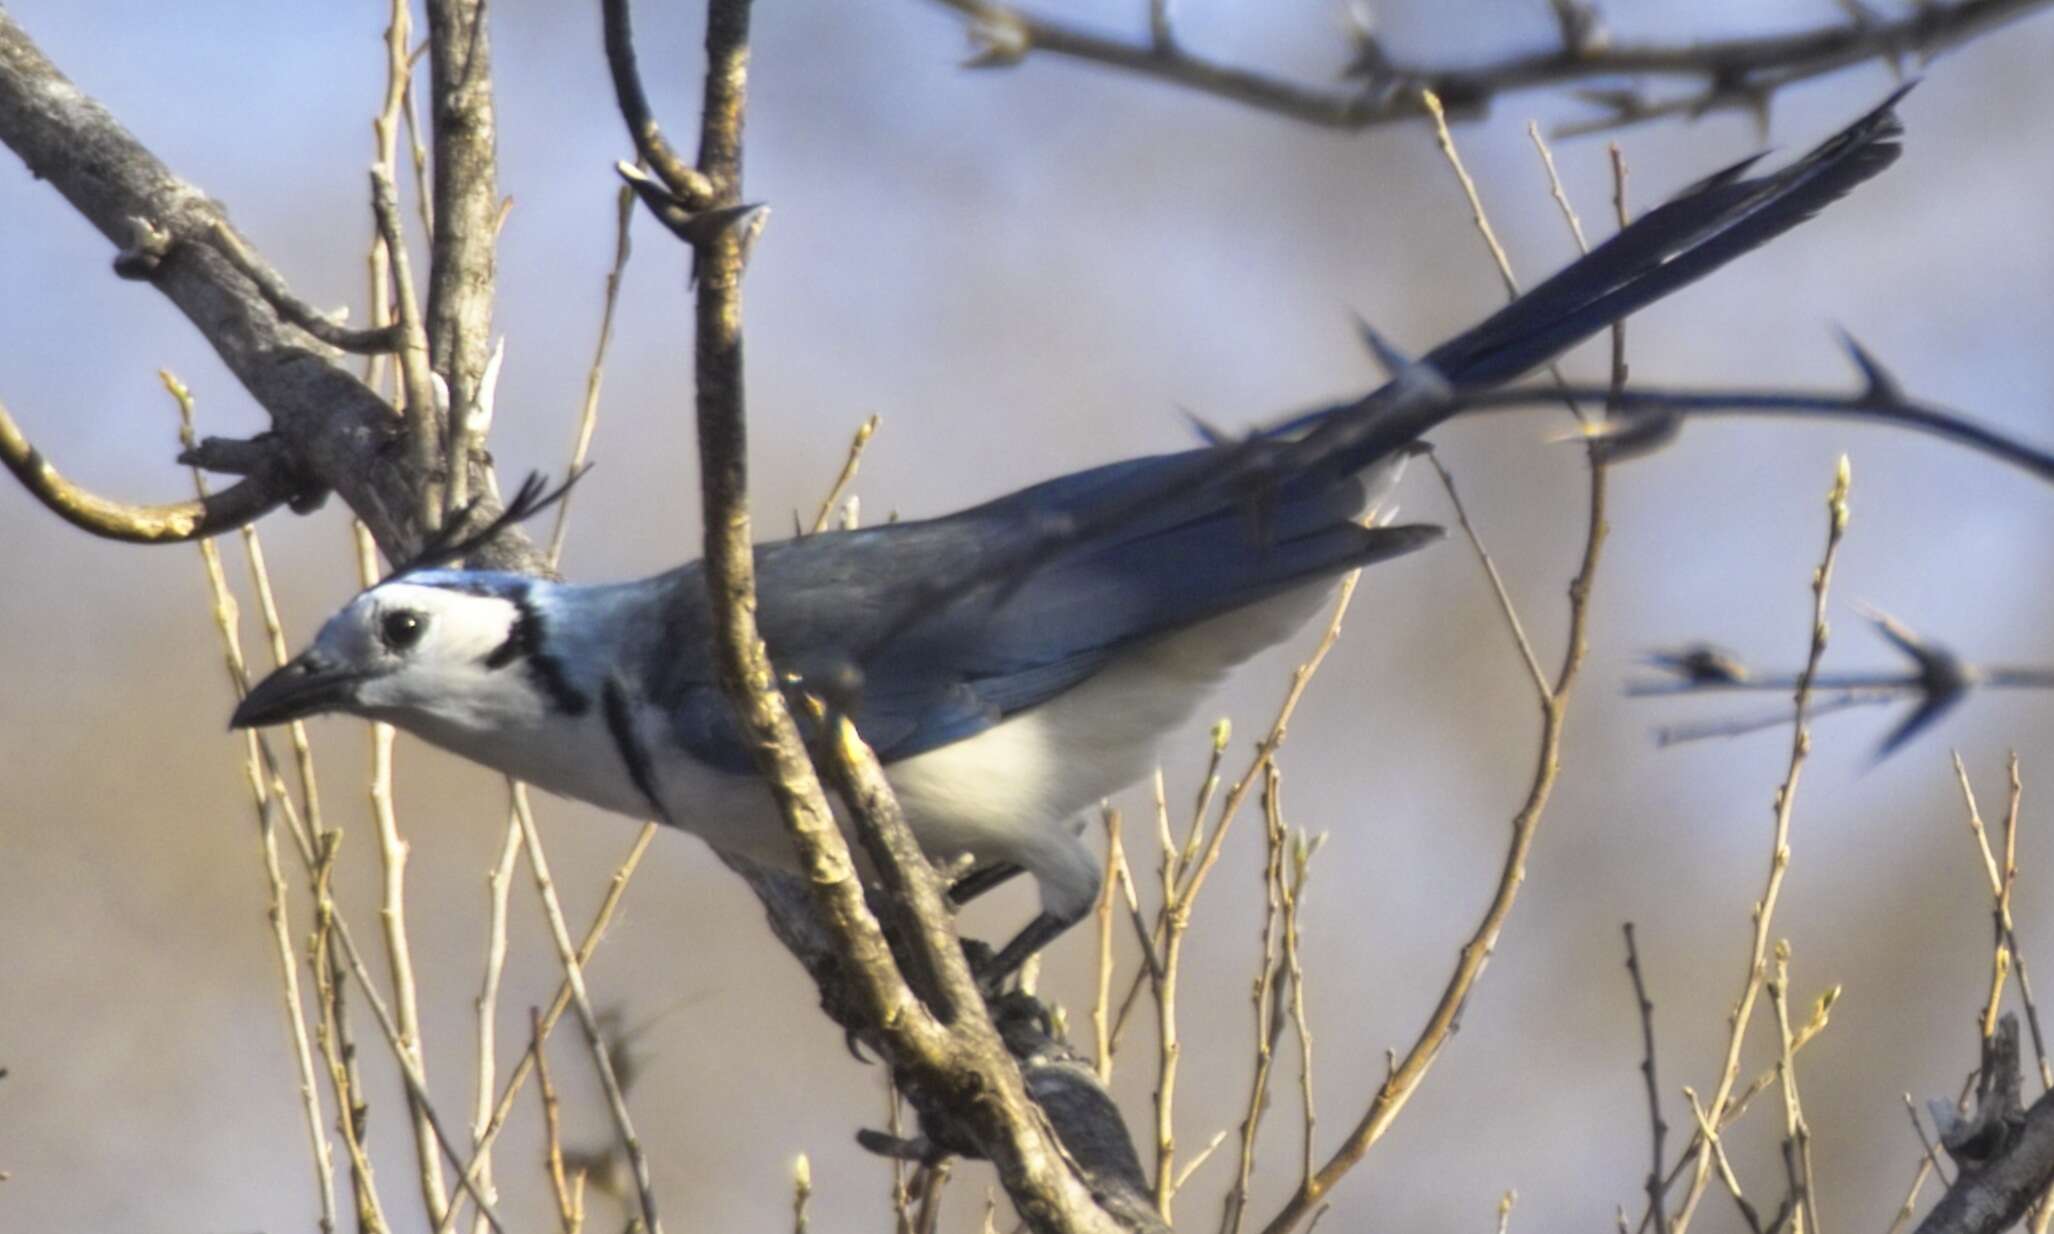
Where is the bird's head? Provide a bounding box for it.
[231,572,542,730]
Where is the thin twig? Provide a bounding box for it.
[1093,805,1123,1084]
[353,522,453,1229]
[793,1153,812,1234]
[177,383,339,1234]
[509,784,664,1234]
[1908,1093,1954,1189]
[368,168,445,527]
[434,823,659,1234]
[1222,776,1291,1234]
[1769,946,1822,1234]
[1623,924,1670,1234]
[468,821,522,1234]
[1282,817,1320,1191]
[1425,451,1550,698]
[207,220,399,353]
[1255,105,1623,1234]
[810,414,880,534]
[533,1007,582,1234]
[546,182,637,567]
[1683,1088,1767,1234]
[1670,456,1852,1234]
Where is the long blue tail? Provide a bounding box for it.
[1421,85,1908,390]
[876,90,1917,652]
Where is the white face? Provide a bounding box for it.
[311,581,526,718]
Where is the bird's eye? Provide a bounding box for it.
[381,610,427,652]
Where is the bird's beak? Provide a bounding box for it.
[231,652,364,729]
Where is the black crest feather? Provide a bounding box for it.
[387,467,590,580]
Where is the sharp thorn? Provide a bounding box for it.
[1837,327,1904,405]
[1350,313,1415,378]
[1179,406,1233,446]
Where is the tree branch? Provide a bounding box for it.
[1917,1024,2054,1234]
[602,1,1150,1228]
[925,0,2050,135]
[424,0,501,515]
[0,8,534,571]
[0,397,292,542]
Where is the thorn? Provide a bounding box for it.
[1340,4,1394,83]
[1836,328,1904,405]
[1548,0,1607,55]
[855,1128,939,1162]
[1179,406,1233,446]
[1573,86,1646,119]
[615,160,698,234]
[1857,603,1936,667]
[1856,603,1975,759]
[1646,644,1750,685]
[1349,313,1415,378]
[1874,690,1968,761]
[1747,88,1775,142]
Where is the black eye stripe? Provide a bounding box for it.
[479,584,589,716]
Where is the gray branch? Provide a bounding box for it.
[1916,1017,2054,1234]
[927,0,2051,135]
[424,0,501,514]
[0,6,533,572]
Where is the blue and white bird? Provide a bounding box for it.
[234,97,1911,977]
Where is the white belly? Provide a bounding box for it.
[611,581,1343,922]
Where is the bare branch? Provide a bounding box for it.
[0,398,290,542]
[1257,111,1622,1234]
[424,0,501,515]
[600,0,714,206]
[810,414,880,534]
[353,523,452,1229]
[924,0,2049,135]
[1916,1026,2054,1234]
[1623,924,1671,1234]
[207,220,399,353]
[1671,457,1853,1234]
[604,1,1145,1229]
[0,9,533,568]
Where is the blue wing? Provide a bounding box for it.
[653,92,1912,773]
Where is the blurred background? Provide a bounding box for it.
[4,1,2053,1230]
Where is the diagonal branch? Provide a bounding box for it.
[0,8,534,571]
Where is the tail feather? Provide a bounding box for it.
[1422,84,1911,389]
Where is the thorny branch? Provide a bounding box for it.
[1634,613,2054,756]
[927,0,2049,136]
